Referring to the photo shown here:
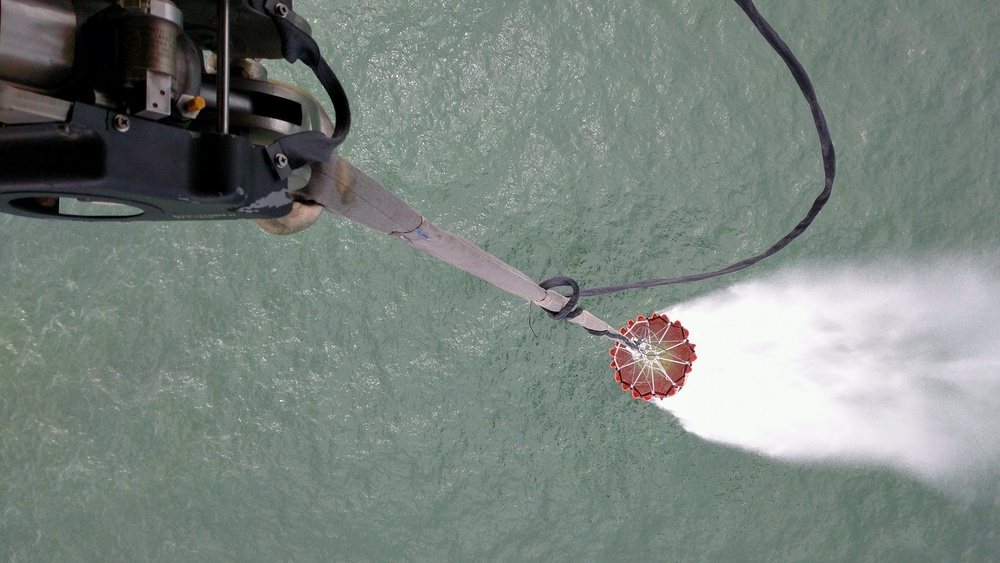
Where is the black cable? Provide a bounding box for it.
[538,277,583,319]
[269,4,352,147]
[576,0,835,299]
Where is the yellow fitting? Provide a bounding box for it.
[185,96,207,113]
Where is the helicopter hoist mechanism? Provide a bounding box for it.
[0,0,342,232]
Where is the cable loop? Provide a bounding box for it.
[539,277,582,320]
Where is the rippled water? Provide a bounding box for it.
[3,1,1000,560]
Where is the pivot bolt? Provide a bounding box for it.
[274,3,288,18]
[274,153,289,168]
[113,114,130,132]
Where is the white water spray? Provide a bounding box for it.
[657,257,1000,494]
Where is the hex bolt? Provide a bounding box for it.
[274,153,289,168]
[113,114,130,132]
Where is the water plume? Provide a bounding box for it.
[657,257,1000,495]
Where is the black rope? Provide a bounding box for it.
[572,0,835,299]
[589,328,640,351]
[538,277,584,320]
[268,1,352,148]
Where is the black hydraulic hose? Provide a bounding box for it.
[270,4,352,147]
[574,0,836,298]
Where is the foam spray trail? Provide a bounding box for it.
[656,258,1000,496]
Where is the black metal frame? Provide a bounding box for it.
[0,102,291,221]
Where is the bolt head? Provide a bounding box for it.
[274,153,289,168]
[113,114,130,132]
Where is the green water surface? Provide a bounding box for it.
[3,1,1000,560]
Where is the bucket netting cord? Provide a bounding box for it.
[610,313,697,400]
